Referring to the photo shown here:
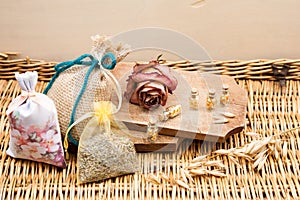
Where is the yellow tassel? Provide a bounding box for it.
[65,150,69,161]
[62,101,114,161]
[64,127,71,161]
[94,101,113,123]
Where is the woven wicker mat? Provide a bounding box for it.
[1,53,300,199]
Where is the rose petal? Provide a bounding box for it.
[161,86,168,106]
[145,81,166,92]
[141,83,168,107]
[125,61,177,109]
[137,83,164,103]
[153,65,178,91]
[130,61,177,92]
[140,93,165,109]
[132,61,158,74]
[141,67,162,74]
[131,72,176,91]
[139,87,154,93]
[124,75,137,99]
[147,91,160,95]
[129,81,151,104]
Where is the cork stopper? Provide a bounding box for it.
[149,117,157,125]
[191,88,199,97]
[208,89,216,97]
[159,111,170,121]
[147,117,158,142]
[223,84,229,91]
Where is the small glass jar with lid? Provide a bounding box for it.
[206,89,216,110]
[220,84,229,105]
[189,88,199,110]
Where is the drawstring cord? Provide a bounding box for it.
[44,53,120,160]
[44,54,98,147]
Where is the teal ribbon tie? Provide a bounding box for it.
[43,52,117,146]
[43,54,98,146]
[101,52,116,70]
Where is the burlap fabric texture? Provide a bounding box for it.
[46,61,112,144]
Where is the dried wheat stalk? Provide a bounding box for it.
[145,127,299,189]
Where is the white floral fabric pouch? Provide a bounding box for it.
[6,71,66,168]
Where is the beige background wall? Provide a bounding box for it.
[1,0,300,61]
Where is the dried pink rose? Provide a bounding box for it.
[124,61,178,110]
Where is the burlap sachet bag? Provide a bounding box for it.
[43,35,129,147]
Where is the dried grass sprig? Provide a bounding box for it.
[145,127,300,189]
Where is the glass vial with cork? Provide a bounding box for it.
[159,104,182,121]
[220,84,229,105]
[206,89,216,110]
[147,118,158,142]
[189,88,199,110]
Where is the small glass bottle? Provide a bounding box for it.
[147,119,158,142]
[159,104,182,121]
[206,89,216,110]
[220,84,229,105]
[189,88,199,110]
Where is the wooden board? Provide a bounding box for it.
[130,130,183,153]
[67,129,182,153]
[112,62,247,142]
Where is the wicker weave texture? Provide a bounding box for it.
[1,52,300,81]
[0,53,300,199]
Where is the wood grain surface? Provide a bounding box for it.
[113,62,247,142]
[129,130,182,153]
